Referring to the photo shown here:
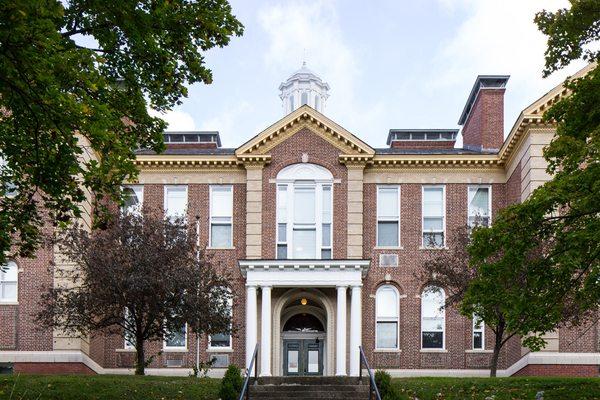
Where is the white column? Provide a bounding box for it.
[336,285,348,376]
[245,285,258,374]
[349,285,362,376]
[260,286,272,376]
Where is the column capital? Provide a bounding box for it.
[336,284,349,290]
[260,285,272,290]
[350,284,363,289]
[246,284,258,289]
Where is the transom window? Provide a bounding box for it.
[210,186,233,248]
[421,286,445,349]
[377,186,400,247]
[468,186,491,228]
[422,186,445,248]
[376,285,399,349]
[276,163,333,260]
[0,261,17,302]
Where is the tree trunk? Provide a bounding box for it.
[490,323,505,378]
[135,339,145,375]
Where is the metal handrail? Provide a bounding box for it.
[238,343,259,400]
[359,346,382,400]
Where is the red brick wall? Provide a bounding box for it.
[462,89,505,151]
[0,250,54,351]
[14,362,95,375]
[89,182,247,370]
[261,127,348,259]
[514,364,599,377]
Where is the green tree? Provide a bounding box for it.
[0,0,243,264]
[426,2,600,377]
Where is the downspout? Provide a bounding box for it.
[195,215,201,375]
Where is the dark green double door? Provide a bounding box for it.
[283,339,323,376]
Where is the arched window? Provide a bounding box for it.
[301,92,308,106]
[421,286,445,349]
[0,261,18,302]
[376,285,399,349]
[276,164,333,260]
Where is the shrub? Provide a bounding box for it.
[219,364,243,400]
[374,370,401,400]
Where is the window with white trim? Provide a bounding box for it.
[164,324,187,350]
[0,261,17,302]
[164,185,188,221]
[472,313,484,350]
[209,293,233,349]
[422,186,445,248]
[123,308,135,350]
[377,186,400,247]
[421,286,445,349]
[468,186,491,228]
[210,186,233,248]
[121,185,143,216]
[376,285,399,349]
[276,164,333,260]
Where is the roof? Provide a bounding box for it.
[375,147,493,155]
[458,75,510,125]
[135,147,235,156]
[386,129,459,145]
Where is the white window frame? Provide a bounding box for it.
[0,261,18,303]
[420,286,446,350]
[123,308,135,350]
[163,323,188,351]
[164,185,188,221]
[375,285,400,350]
[421,185,446,248]
[275,183,333,260]
[121,185,144,216]
[472,313,485,350]
[208,295,233,350]
[376,186,401,248]
[467,185,492,228]
[209,185,234,248]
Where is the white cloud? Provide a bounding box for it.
[198,101,254,147]
[257,0,387,143]
[149,109,196,131]
[431,0,585,105]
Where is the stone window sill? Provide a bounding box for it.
[420,349,448,353]
[419,246,449,251]
[116,348,136,353]
[374,349,402,353]
[207,347,234,353]
[465,349,493,353]
[162,348,188,353]
[206,247,236,250]
[0,301,18,306]
[374,246,404,251]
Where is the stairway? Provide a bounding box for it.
[248,376,371,400]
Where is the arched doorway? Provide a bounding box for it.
[280,295,328,376]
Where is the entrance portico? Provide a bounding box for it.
[239,260,370,377]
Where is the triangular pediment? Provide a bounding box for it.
[235,105,375,157]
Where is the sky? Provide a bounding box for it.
[153,0,587,148]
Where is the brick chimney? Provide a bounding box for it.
[458,76,509,152]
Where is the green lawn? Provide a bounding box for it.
[0,375,220,400]
[1,375,599,400]
[391,377,600,400]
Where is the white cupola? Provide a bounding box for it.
[279,62,330,115]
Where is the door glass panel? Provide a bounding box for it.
[307,350,319,373]
[287,350,299,373]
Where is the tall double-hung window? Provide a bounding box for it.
[276,164,333,260]
[422,186,445,248]
[377,186,400,247]
[376,285,399,349]
[421,286,445,349]
[468,186,491,228]
[210,186,233,248]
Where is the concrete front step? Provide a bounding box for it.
[248,376,372,400]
